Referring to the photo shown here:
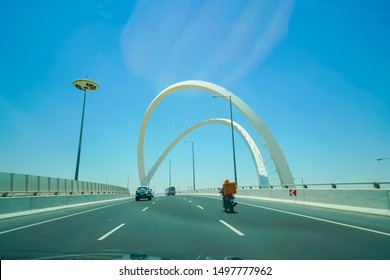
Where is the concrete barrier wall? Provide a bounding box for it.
[182,188,390,216]
[0,197,32,214]
[299,189,389,208]
[29,196,68,210]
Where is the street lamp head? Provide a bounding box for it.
[73,79,99,92]
[212,95,231,99]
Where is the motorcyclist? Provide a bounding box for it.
[219,179,237,207]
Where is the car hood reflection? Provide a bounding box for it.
[0,250,245,260]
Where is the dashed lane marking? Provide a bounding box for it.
[219,220,245,236]
[97,223,125,241]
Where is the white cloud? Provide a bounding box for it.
[121,0,295,88]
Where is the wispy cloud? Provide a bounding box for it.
[121,0,295,88]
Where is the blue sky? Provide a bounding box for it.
[0,0,389,193]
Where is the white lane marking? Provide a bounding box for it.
[0,200,129,235]
[142,207,149,212]
[239,201,390,237]
[197,205,204,210]
[188,200,192,203]
[152,202,156,205]
[219,220,245,236]
[97,223,125,241]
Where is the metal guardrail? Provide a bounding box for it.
[177,182,390,193]
[242,182,390,189]
[0,172,129,198]
[1,191,129,198]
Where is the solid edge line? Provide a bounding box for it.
[219,220,245,236]
[0,201,129,235]
[97,223,125,241]
[239,201,390,237]
[237,195,390,217]
[0,197,131,220]
[179,193,390,217]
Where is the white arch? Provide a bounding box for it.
[141,118,270,187]
[138,80,294,186]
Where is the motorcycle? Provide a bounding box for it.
[222,194,237,213]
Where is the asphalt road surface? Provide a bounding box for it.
[1,195,390,259]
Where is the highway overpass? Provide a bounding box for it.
[1,194,389,260]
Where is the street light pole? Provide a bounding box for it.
[126,174,130,195]
[165,159,172,186]
[146,169,150,186]
[184,141,196,191]
[212,95,238,186]
[72,78,99,181]
[191,142,196,191]
[74,89,86,181]
[228,96,238,187]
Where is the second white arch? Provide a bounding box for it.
[138,80,294,187]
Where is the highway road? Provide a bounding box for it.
[0,195,390,259]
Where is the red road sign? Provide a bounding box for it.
[289,190,297,197]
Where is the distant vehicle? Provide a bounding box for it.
[135,186,152,201]
[165,186,176,196]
